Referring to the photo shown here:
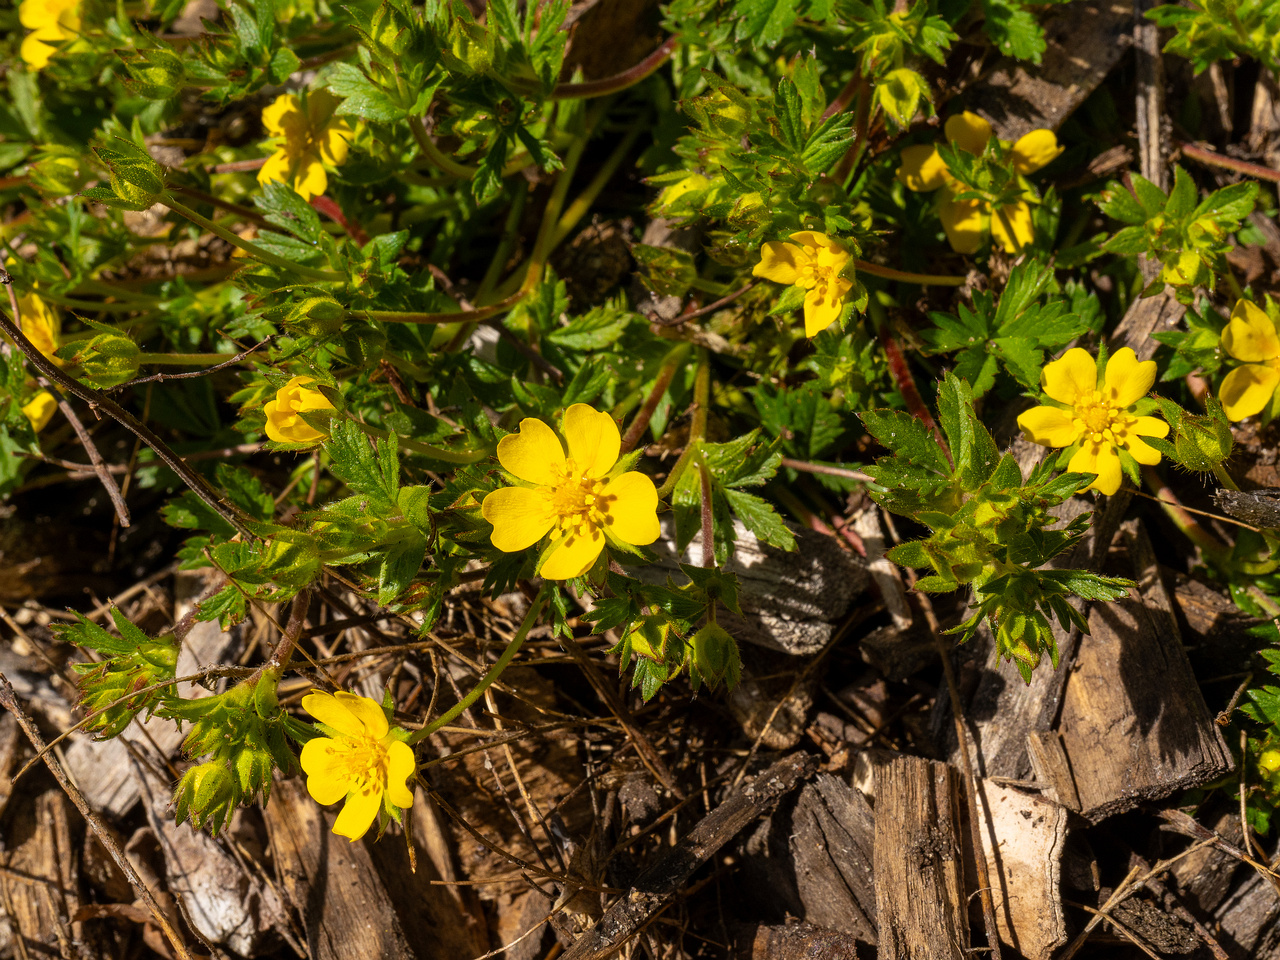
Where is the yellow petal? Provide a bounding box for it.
[1221,364,1280,420]
[262,94,302,138]
[384,740,416,809]
[1222,299,1280,362]
[302,691,368,738]
[21,391,57,433]
[753,241,805,286]
[803,280,849,337]
[945,111,992,154]
[1104,347,1157,408]
[1016,405,1080,448]
[319,119,353,167]
[300,740,351,804]
[257,148,293,188]
[897,144,949,192]
[1124,435,1163,466]
[1041,348,1098,406]
[1069,441,1123,496]
[990,201,1034,253]
[1128,415,1169,438]
[20,33,55,69]
[938,194,986,254]
[539,526,604,580]
[293,157,328,201]
[333,691,389,738]
[600,472,660,546]
[482,486,554,551]
[496,417,565,485]
[1010,129,1063,174]
[788,230,830,255]
[333,785,381,841]
[562,404,620,479]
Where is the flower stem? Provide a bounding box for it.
[136,352,239,366]
[1142,464,1231,563]
[549,120,644,250]
[409,585,550,743]
[1180,141,1280,183]
[994,206,1025,256]
[853,259,967,286]
[351,420,490,464]
[356,291,526,326]
[1212,462,1241,492]
[545,36,677,100]
[619,342,691,455]
[162,195,345,282]
[656,350,710,500]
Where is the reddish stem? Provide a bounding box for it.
[1179,142,1280,184]
[620,352,685,454]
[548,36,678,100]
[879,323,952,466]
[311,195,370,246]
[699,458,715,567]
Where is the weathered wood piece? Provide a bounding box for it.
[2,786,84,957]
[64,571,238,816]
[1055,522,1232,821]
[642,519,868,655]
[730,921,861,960]
[965,0,1133,140]
[873,757,968,960]
[132,757,288,956]
[263,777,420,960]
[739,772,877,942]
[971,779,1069,959]
[1214,861,1280,957]
[560,752,817,960]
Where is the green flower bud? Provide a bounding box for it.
[287,295,347,336]
[689,621,741,692]
[173,761,239,835]
[58,331,140,388]
[120,47,186,100]
[89,137,166,211]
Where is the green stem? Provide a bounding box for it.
[477,184,529,304]
[853,259,967,287]
[407,585,550,743]
[352,420,490,464]
[1213,462,1241,492]
[995,206,1025,256]
[656,350,710,500]
[1142,464,1231,563]
[356,291,525,326]
[409,117,533,180]
[548,120,644,250]
[162,195,345,282]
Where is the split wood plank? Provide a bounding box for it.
[873,756,968,960]
[263,776,419,960]
[560,752,817,960]
[1055,521,1232,821]
[971,779,1069,960]
[642,519,868,655]
[739,772,877,942]
[965,0,1134,140]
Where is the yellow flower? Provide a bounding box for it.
[263,375,335,444]
[752,231,854,337]
[481,404,661,580]
[18,292,63,366]
[896,111,1062,254]
[18,0,80,70]
[1017,347,1167,496]
[257,91,353,202]
[300,691,416,842]
[21,390,57,432]
[1219,299,1280,421]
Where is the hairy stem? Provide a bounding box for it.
[409,585,550,742]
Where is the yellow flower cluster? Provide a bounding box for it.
[300,691,416,842]
[482,404,660,580]
[897,112,1062,254]
[263,375,335,443]
[752,231,855,337]
[1017,347,1167,496]
[258,91,353,202]
[1218,299,1280,421]
[18,0,80,70]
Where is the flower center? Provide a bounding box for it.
[332,735,391,790]
[1073,390,1129,444]
[796,252,845,294]
[547,458,614,540]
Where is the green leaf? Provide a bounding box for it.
[981,0,1046,61]
[861,409,950,475]
[327,63,407,123]
[325,420,399,509]
[936,373,999,488]
[724,488,796,550]
[732,0,802,47]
